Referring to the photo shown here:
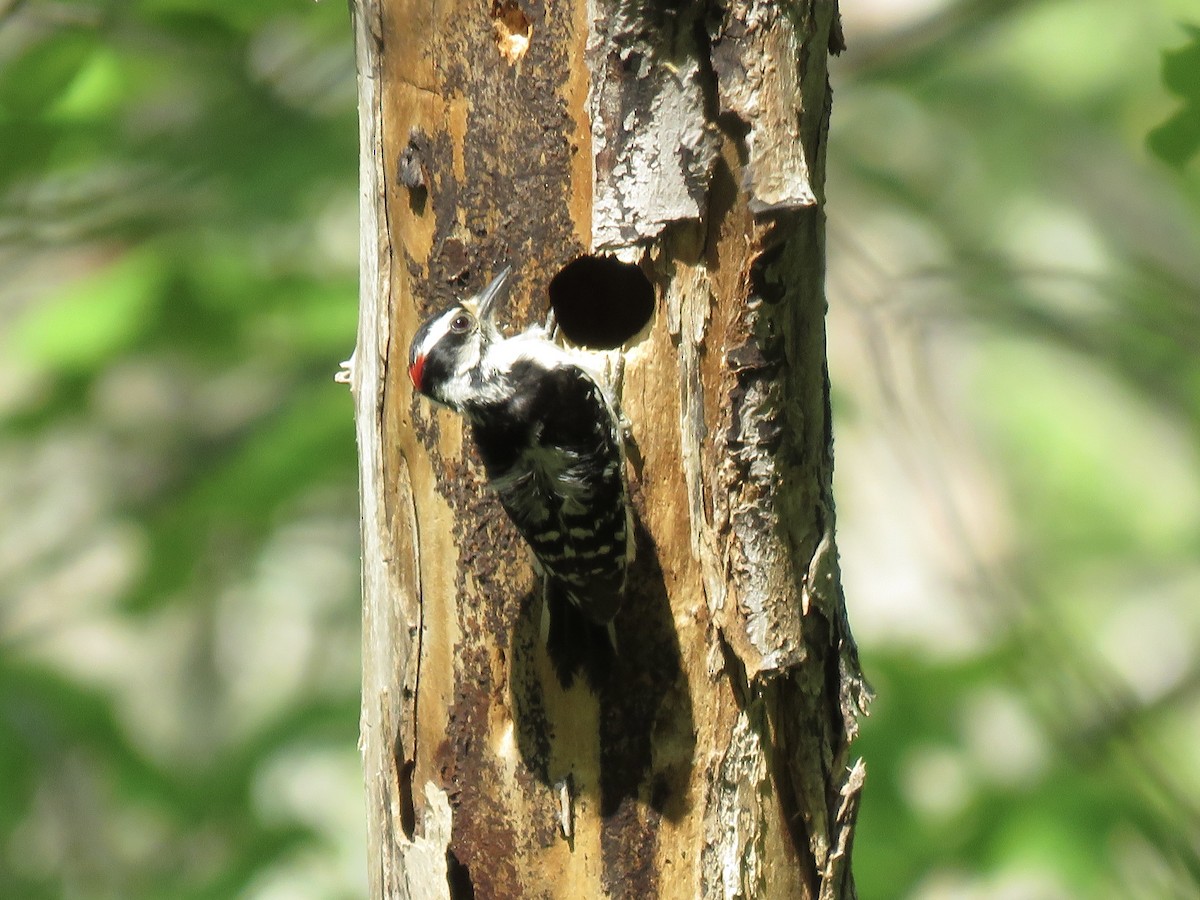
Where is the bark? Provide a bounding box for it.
[345,1,869,897]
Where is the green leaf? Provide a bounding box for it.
[50,47,126,121]
[1162,25,1200,99]
[1150,25,1200,168]
[1147,106,1200,168]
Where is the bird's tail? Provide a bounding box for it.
[543,580,616,690]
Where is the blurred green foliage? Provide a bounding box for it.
[830,1,1200,897]
[0,0,362,897]
[2,0,1199,898]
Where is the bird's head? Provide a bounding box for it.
[408,267,511,410]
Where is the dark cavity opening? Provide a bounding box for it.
[397,759,416,839]
[548,255,654,349]
[446,848,476,900]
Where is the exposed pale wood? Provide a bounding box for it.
[348,1,868,897]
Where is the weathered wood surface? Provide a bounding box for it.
[346,1,868,897]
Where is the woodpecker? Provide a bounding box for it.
[408,268,632,685]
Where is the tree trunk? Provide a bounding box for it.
[345,0,869,897]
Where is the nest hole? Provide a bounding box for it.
[492,1,530,64]
[548,255,654,349]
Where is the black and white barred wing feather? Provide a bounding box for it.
[470,357,629,626]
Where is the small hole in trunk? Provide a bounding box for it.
[548,255,654,349]
[491,1,530,64]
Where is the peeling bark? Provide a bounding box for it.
[348,1,868,897]
[588,2,719,249]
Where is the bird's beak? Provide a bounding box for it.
[475,267,512,323]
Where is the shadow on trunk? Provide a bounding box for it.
[510,517,696,820]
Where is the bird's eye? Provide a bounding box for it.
[449,313,473,334]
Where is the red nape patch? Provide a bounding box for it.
[409,356,425,392]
